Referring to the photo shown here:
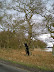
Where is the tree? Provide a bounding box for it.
[0,0,47,49]
[46,15,54,55]
[15,0,45,46]
[43,2,54,55]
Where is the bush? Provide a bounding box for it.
[34,40,46,48]
[0,31,46,49]
[24,39,46,49]
[0,31,25,49]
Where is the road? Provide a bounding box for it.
[0,63,29,72]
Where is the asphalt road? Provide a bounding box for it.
[0,63,29,72]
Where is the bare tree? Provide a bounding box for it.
[16,0,45,46]
[43,2,54,55]
[0,0,46,48]
[46,15,54,55]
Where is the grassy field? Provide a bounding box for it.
[0,48,54,71]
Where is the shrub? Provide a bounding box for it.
[33,40,46,49]
[0,31,46,49]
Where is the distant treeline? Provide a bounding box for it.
[0,30,46,49]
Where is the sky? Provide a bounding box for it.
[37,33,54,47]
[46,0,54,10]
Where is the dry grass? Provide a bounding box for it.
[0,48,54,70]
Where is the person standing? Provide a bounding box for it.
[24,43,29,56]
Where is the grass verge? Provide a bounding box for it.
[0,48,54,71]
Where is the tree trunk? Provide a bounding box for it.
[52,45,54,56]
[28,23,32,48]
[25,12,33,48]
